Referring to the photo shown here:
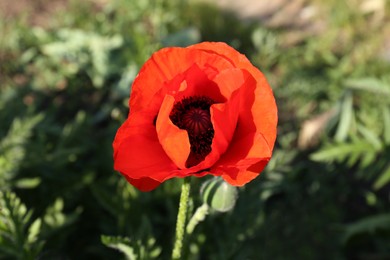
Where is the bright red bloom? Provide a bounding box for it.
[113,42,277,191]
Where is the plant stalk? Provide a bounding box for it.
[171,178,191,260]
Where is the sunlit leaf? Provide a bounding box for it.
[0,191,44,259]
[383,106,390,145]
[373,165,390,190]
[345,78,390,96]
[14,178,41,189]
[101,235,137,260]
[335,91,353,142]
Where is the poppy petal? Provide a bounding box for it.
[190,68,245,170]
[156,94,191,169]
[169,64,225,103]
[155,64,228,170]
[113,112,179,184]
[130,47,234,113]
[191,42,278,149]
[212,132,272,186]
[210,69,274,185]
[122,175,162,192]
[221,160,269,186]
[113,111,155,157]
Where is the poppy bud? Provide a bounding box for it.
[201,177,238,212]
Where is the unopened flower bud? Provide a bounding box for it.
[201,177,238,212]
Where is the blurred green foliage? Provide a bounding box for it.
[1,0,390,259]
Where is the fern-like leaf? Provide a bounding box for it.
[0,191,44,259]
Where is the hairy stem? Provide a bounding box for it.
[172,178,191,260]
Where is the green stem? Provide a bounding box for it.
[172,178,191,260]
[186,203,209,235]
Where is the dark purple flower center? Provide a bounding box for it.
[182,108,212,135]
[170,96,215,167]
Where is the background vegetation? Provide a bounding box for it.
[1,0,390,259]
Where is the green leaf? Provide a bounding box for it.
[383,106,390,145]
[373,165,390,190]
[335,91,353,142]
[360,151,377,169]
[342,213,390,243]
[101,235,137,260]
[90,184,123,217]
[0,191,44,259]
[310,141,373,163]
[27,219,41,244]
[0,114,44,188]
[161,27,200,47]
[357,124,382,151]
[40,29,123,88]
[14,178,41,189]
[42,198,81,231]
[345,78,390,96]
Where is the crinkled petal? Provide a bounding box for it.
[170,64,226,103]
[213,132,271,185]
[221,160,269,186]
[155,64,228,170]
[122,175,162,192]
[130,47,235,113]
[156,95,190,169]
[191,42,278,150]
[191,42,277,183]
[113,112,179,186]
[210,70,274,184]
[188,68,246,171]
[114,132,177,180]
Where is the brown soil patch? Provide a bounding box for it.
[0,0,107,27]
[0,0,68,26]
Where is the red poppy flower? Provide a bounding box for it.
[113,42,277,191]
